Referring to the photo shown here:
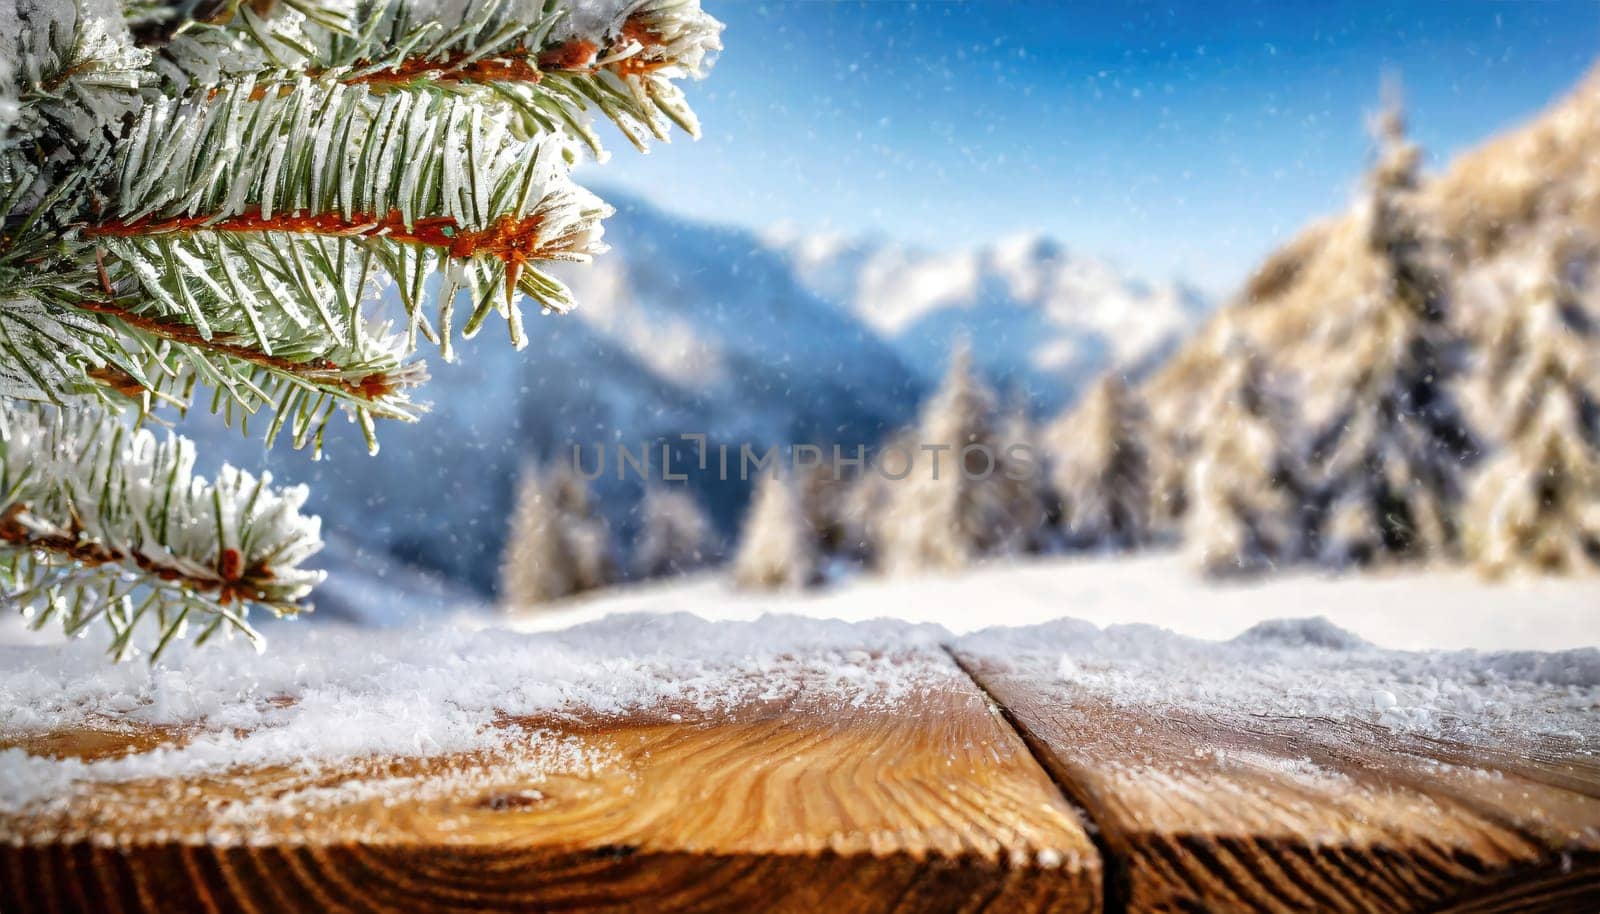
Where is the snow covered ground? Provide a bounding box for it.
[507,550,1600,652]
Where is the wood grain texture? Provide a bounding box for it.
[953,647,1600,914]
[0,648,1099,914]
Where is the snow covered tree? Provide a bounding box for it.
[498,461,574,607]
[1045,373,1151,550]
[798,456,871,562]
[1465,242,1600,575]
[1146,431,1193,535]
[498,460,613,608]
[1308,91,1478,565]
[994,403,1054,552]
[0,0,720,651]
[632,484,713,580]
[876,344,1041,575]
[732,469,816,590]
[1184,340,1309,575]
[839,431,904,567]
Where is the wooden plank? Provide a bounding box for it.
[0,647,1100,914]
[953,645,1600,914]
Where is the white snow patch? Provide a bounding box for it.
[764,227,1210,408]
[0,614,952,815]
[957,615,1600,746]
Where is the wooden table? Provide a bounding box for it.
[3,642,1597,913]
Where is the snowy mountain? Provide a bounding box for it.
[187,187,1215,598]
[1147,65,1600,446]
[766,227,1211,412]
[1139,64,1600,575]
[193,191,924,594]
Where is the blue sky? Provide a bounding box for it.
[588,1,1600,297]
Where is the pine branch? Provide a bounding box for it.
[0,266,425,458]
[145,0,722,155]
[132,0,360,89]
[94,79,609,360]
[3,165,424,453]
[70,292,428,455]
[4,4,149,173]
[1,0,723,657]
[0,168,161,408]
[324,0,723,153]
[0,294,107,403]
[0,401,325,660]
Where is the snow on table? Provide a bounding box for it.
[2,612,1598,913]
[953,617,1600,913]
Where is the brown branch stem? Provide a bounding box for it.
[0,504,270,605]
[87,207,554,307]
[71,296,392,399]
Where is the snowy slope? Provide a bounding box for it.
[191,191,925,593]
[767,228,1211,412]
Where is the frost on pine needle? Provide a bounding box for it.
[2,0,148,154]
[0,402,324,659]
[98,81,609,358]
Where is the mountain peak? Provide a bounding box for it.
[989,231,1068,268]
[766,227,1211,412]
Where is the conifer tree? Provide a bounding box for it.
[498,459,613,608]
[732,469,816,591]
[994,403,1052,552]
[839,430,904,567]
[1465,242,1600,575]
[798,455,872,561]
[1146,432,1193,535]
[0,0,720,651]
[1308,90,1478,565]
[498,460,573,607]
[876,344,1040,575]
[1044,373,1151,550]
[1185,339,1308,575]
[632,484,712,580]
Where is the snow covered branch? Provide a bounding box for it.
[0,401,324,659]
[140,0,722,153]
[0,0,722,651]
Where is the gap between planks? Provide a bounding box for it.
[942,644,1128,914]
